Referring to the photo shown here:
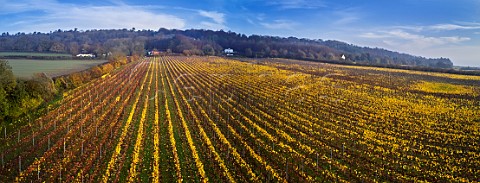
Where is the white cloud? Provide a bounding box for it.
[354,22,479,66]
[199,21,227,30]
[246,18,255,25]
[268,0,326,10]
[2,1,185,33]
[0,0,56,14]
[356,29,475,66]
[256,13,266,21]
[198,10,225,24]
[359,32,390,39]
[260,20,296,30]
[387,30,470,46]
[390,25,424,32]
[391,23,480,32]
[196,10,227,30]
[331,7,362,26]
[386,30,423,40]
[361,29,470,49]
[428,23,480,31]
[333,16,359,25]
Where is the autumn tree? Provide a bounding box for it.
[26,73,56,101]
[245,48,253,57]
[90,66,103,78]
[202,44,215,56]
[0,60,15,121]
[69,42,80,55]
[49,42,65,53]
[0,60,16,92]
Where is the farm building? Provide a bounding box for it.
[148,50,161,56]
[224,48,234,56]
[76,53,95,58]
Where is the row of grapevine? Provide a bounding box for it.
[2,56,478,182]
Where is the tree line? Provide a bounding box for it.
[1,28,453,68]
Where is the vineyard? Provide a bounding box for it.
[1,56,479,182]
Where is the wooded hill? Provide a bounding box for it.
[1,28,453,68]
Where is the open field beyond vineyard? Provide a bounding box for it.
[7,59,107,78]
[0,56,479,182]
[0,52,72,58]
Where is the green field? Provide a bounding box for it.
[6,59,107,78]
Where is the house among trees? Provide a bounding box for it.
[341,54,346,60]
[148,50,161,56]
[224,48,234,56]
[76,53,95,58]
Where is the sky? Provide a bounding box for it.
[1,0,479,66]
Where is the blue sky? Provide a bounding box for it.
[1,0,479,66]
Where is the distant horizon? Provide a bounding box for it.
[2,27,478,67]
[1,0,479,66]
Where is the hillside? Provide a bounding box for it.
[1,29,452,68]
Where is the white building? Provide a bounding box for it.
[76,53,96,58]
[224,48,234,56]
[341,54,346,60]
